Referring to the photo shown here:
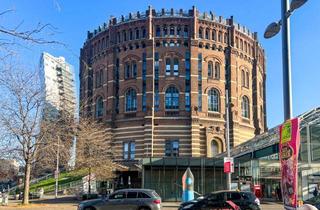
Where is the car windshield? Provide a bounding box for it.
[241,192,255,200]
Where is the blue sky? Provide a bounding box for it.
[1,0,319,128]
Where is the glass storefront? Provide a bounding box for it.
[142,108,320,201]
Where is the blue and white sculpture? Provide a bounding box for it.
[182,167,194,202]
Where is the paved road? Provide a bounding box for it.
[161,202,284,210]
[0,196,284,210]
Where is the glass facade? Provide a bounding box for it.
[142,109,320,202]
[143,157,225,201]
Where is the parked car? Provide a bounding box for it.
[179,195,209,209]
[304,195,320,209]
[77,188,161,210]
[178,190,260,210]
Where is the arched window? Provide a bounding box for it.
[165,58,171,76]
[177,26,181,37]
[246,72,249,88]
[224,33,228,44]
[205,28,210,39]
[241,70,245,87]
[214,62,220,79]
[123,31,127,42]
[242,96,250,118]
[125,88,137,112]
[184,26,189,37]
[142,27,146,38]
[156,26,161,37]
[211,140,219,156]
[173,58,179,76]
[129,30,133,40]
[208,88,219,112]
[218,31,222,42]
[199,27,203,39]
[165,86,179,110]
[163,25,168,36]
[208,61,213,77]
[95,96,104,118]
[117,32,121,43]
[135,28,140,39]
[125,62,130,79]
[170,25,175,36]
[244,41,247,52]
[235,37,239,48]
[240,39,243,50]
[132,61,137,78]
[212,29,216,41]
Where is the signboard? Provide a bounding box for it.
[224,157,234,173]
[279,118,300,210]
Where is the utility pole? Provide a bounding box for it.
[55,136,60,199]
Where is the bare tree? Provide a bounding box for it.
[32,110,75,177]
[0,65,47,204]
[76,117,115,194]
[0,9,63,60]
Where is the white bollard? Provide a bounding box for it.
[2,193,8,206]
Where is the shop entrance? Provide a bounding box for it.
[260,178,281,200]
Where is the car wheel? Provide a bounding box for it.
[84,207,96,210]
[138,207,151,210]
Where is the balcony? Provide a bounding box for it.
[208,112,221,118]
[165,111,179,117]
[124,112,136,118]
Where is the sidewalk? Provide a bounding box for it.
[162,202,180,207]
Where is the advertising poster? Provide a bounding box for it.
[279,118,300,210]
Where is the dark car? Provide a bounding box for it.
[179,190,260,210]
[179,195,208,209]
[77,188,161,210]
[304,195,320,209]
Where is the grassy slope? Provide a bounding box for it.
[29,171,83,193]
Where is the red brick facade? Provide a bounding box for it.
[79,7,267,160]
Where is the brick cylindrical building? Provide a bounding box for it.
[80,6,267,161]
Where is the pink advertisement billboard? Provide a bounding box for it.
[279,118,300,210]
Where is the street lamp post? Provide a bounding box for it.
[281,0,293,121]
[225,89,231,190]
[264,0,308,121]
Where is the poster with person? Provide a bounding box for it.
[279,118,300,210]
